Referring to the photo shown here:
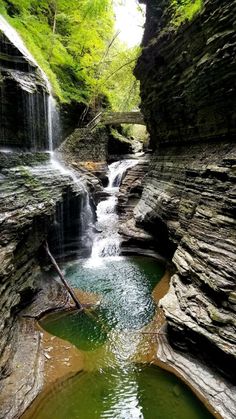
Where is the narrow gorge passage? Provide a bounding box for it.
[21,162,214,419]
[0,1,235,418]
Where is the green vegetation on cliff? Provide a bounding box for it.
[171,0,202,25]
[0,0,113,102]
[0,0,141,111]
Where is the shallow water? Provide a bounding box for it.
[23,257,213,419]
[25,365,213,419]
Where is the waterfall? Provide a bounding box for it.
[48,149,95,258]
[0,15,38,67]
[45,85,94,258]
[48,95,62,152]
[0,14,94,257]
[0,14,59,151]
[88,159,138,266]
[107,159,138,190]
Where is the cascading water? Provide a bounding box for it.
[47,127,95,258]
[0,15,51,150]
[89,159,138,265]
[48,95,62,152]
[0,15,37,65]
[107,159,138,190]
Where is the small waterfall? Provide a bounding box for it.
[48,153,95,258]
[48,95,61,152]
[88,159,138,266]
[107,159,138,189]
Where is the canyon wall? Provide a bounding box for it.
[0,152,87,379]
[135,0,236,380]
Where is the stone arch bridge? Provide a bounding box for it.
[86,111,145,129]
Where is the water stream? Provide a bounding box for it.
[88,159,138,265]
[22,158,214,419]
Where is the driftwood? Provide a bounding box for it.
[44,241,83,311]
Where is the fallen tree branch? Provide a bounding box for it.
[44,241,83,311]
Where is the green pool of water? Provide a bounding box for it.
[42,256,165,351]
[26,256,213,419]
[26,365,213,419]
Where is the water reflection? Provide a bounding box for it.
[22,257,213,419]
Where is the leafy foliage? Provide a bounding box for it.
[171,0,203,25]
[0,0,142,112]
[104,45,141,112]
[0,0,114,103]
[89,39,141,112]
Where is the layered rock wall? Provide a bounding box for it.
[137,0,236,147]
[0,153,87,384]
[135,0,236,380]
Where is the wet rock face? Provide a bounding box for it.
[57,127,108,185]
[135,0,236,379]
[0,30,49,150]
[117,158,150,220]
[117,157,156,254]
[59,127,109,163]
[0,275,70,419]
[0,154,86,384]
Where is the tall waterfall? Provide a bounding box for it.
[0,14,58,151]
[88,159,138,266]
[0,14,94,257]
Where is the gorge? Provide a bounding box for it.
[0,1,236,419]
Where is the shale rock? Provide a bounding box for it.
[157,324,236,419]
[0,153,89,396]
[0,274,69,419]
[117,156,150,220]
[134,0,236,381]
[0,318,44,419]
[117,157,157,253]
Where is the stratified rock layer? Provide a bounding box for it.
[117,157,157,254]
[0,152,92,417]
[136,0,236,147]
[135,0,236,381]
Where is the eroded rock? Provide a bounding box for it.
[133,0,236,382]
